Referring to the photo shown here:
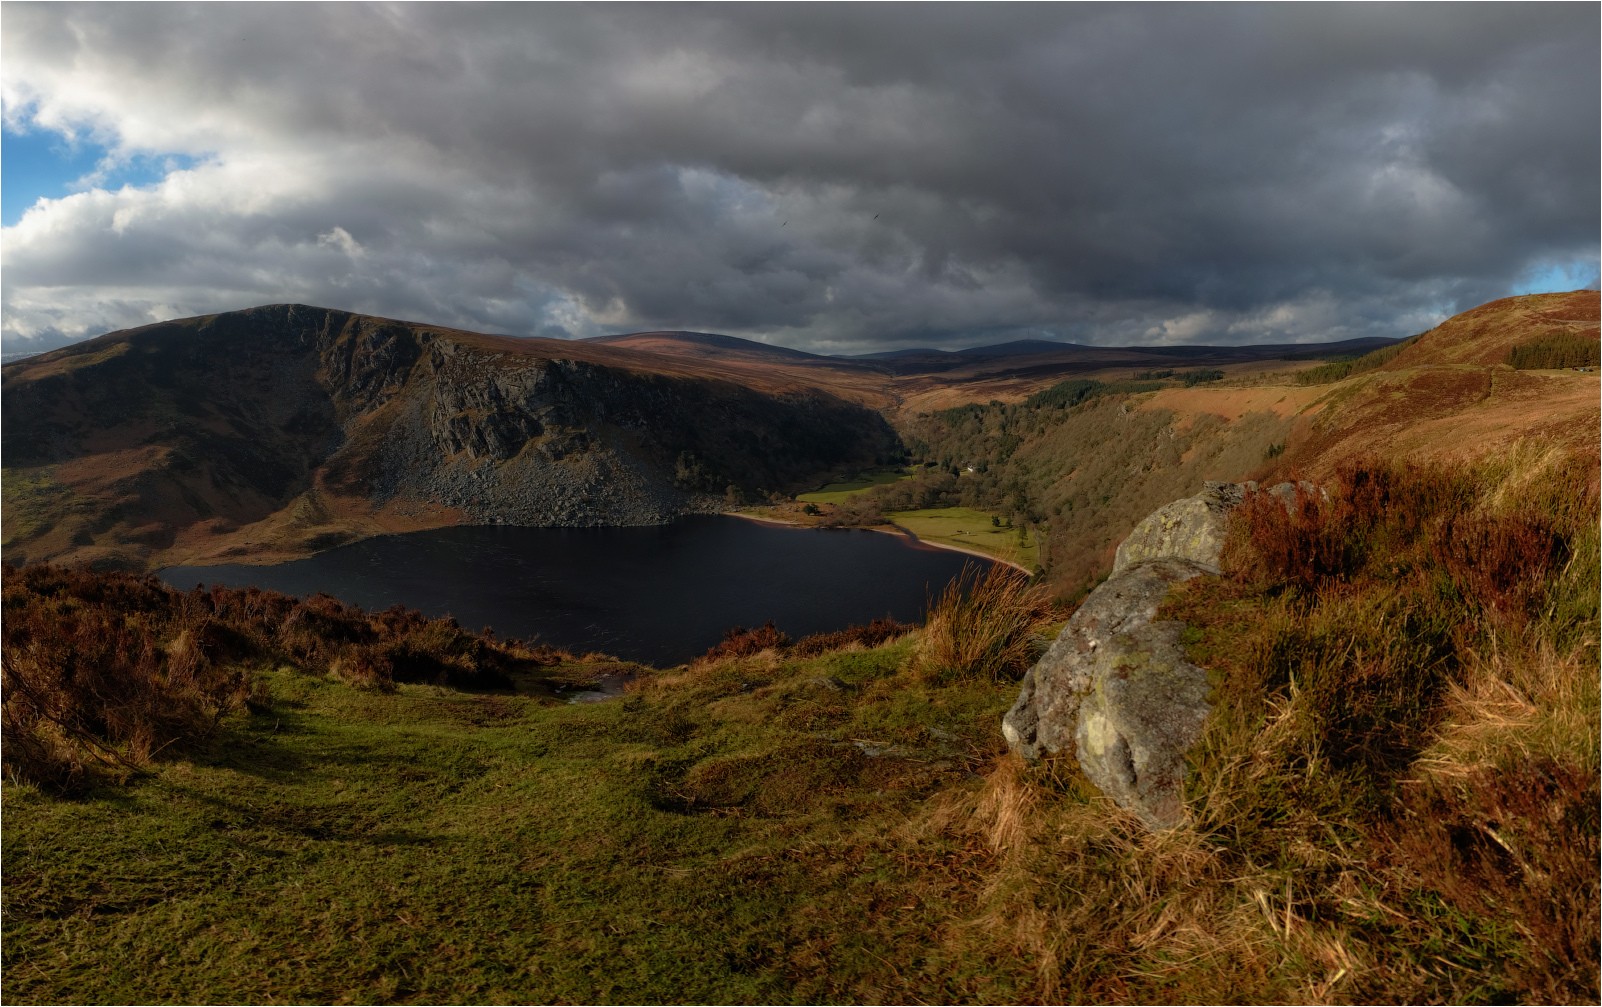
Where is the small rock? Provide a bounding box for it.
[804,675,849,692]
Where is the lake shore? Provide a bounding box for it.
[725,508,1034,575]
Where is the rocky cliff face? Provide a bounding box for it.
[1,305,900,568]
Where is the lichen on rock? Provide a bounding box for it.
[1112,480,1246,574]
[1004,480,1275,830]
[1002,557,1212,829]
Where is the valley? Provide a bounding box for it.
[9,291,1594,587]
[5,8,1596,1004]
[2,290,1598,1005]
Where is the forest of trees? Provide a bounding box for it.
[1507,330,1601,369]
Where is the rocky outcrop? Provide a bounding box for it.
[1112,480,1246,574]
[1003,559,1213,829]
[1004,481,1266,829]
[348,334,899,527]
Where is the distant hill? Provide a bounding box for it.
[851,347,965,361]
[1,305,899,570]
[8,293,1584,573]
[865,334,1401,364]
[4,293,1594,1007]
[588,329,832,362]
[1382,289,1599,369]
[956,338,1082,358]
[886,289,1598,592]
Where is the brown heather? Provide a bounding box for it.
[697,621,792,663]
[947,448,1602,1003]
[695,617,915,664]
[0,564,566,791]
[2,447,1595,1004]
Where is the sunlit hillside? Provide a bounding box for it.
[838,290,1600,594]
[4,291,1598,1004]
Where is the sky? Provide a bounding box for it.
[2,4,1597,355]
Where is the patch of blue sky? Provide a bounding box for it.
[2,125,199,226]
[1509,258,1600,296]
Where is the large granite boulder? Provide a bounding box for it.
[1002,559,1212,829]
[1004,481,1269,830]
[1112,480,1247,574]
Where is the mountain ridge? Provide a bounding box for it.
[5,291,1595,574]
[1,304,900,570]
[588,329,833,362]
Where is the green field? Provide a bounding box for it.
[795,466,912,504]
[0,466,76,546]
[4,649,1035,1005]
[887,507,1039,569]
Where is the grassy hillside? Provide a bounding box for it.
[6,443,1597,1004]
[4,290,1598,1003]
[868,291,1599,597]
[885,507,1039,571]
[876,390,1296,594]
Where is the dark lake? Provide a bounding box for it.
[159,516,993,667]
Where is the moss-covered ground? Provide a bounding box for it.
[3,642,1039,1004]
[0,466,78,547]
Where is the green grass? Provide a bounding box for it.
[1,466,77,546]
[796,466,913,504]
[34,339,132,374]
[3,649,1032,1005]
[887,507,1039,569]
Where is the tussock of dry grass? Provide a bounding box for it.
[4,443,1594,1004]
[914,564,1054,683]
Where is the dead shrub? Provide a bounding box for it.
[1232,481,1355,590]
[791,617,912,657]
[1434,511,1569,618]
[2,571,252,791]
[700,621,791,662]
[1,562,536,789]
[1232,458,1574,631]
[275,593,372,664]
[329,643,397,690]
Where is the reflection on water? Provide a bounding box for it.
[160,516,991,666]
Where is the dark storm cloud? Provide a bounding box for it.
[2,3,1595,351]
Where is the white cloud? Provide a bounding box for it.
[317,226,364,259]
[0,5,1595,352]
